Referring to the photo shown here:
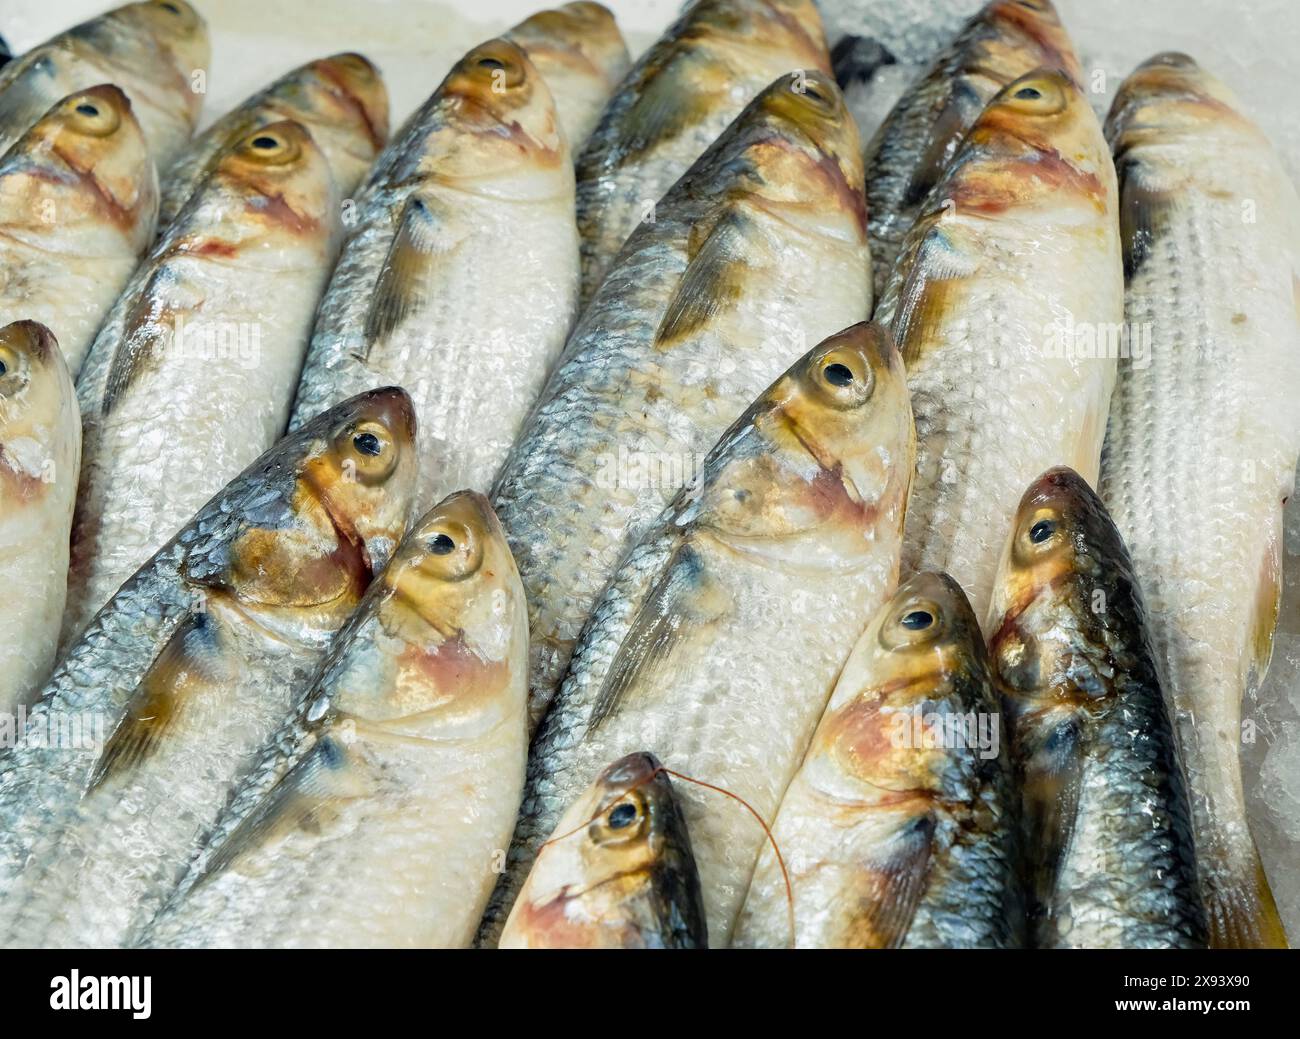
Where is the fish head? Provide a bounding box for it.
[0,319,74,440]
[816,571,994,798]
[981,0,1083,86]
[501,752,707,948]
[127,0,210,77]
[293,53,390,160]
[509,3,629,88]
[333,491,528,730]
[10,84,156,248]
[1105,52,1245,153]
[210,120,337,250]
[691,0,828,69]
[988,466,1136,711]
[738,70,867,242]
[953,68,1112,216]
[424,39,568,192]
[698,322,913,568]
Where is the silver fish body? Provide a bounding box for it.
[875,68,1123,624]
[488,71,870,740]
[144,492,528,949]
[62,119,339,646]
[0,387,417,948]
[487,322,914,946]
[0,321,80,713]
[288,39,577,515]
[1098,54,1300,948]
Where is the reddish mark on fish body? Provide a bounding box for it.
[245,191,321,236]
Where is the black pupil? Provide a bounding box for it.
[480,58,506,71]
[1016,86,1042,100]
[430,533,455,555]
[252,136,278,150]
[1030,520,1056,543]
[901,610,933,631]
[824,362,854,387]
[353,431,382,456]
[76,103,100,117]
[609,803,637,829]
[0,360,7,376]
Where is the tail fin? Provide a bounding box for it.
[1207,854,1289,948]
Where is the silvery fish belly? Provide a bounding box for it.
[734,573,1017,949]
[62,120,339,647]
[0,388,417,948]
[499,752,708,949]
[988,468,1206,948]
[0,322,79,714]
[491,323,915,946]
[505,2,630,153]
[575,0,831,302]
[144,492,528,949]
[1098,54,1300,949]
[875,68,1122,624]
[288,39,577,515]
[0,0,208,170]
[814,0,984,62]
[159,52,388,227]
[0,85,157,376]
[862,0,1082,299]
[490,72,870,733]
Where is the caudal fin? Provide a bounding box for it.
[1206,855,1289,949]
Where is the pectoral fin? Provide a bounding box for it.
[1019,715,1084,938]
[1117,157,1181,279]
[88,611,227,792]
[655,210,750,346]
[843,814,934,949]
[197,732,375,883]
[362,192,458,351]
[588,541,729,731]
[101,267,178,415]
[885,212,976,365]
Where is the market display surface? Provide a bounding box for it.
[0,0,1296,949]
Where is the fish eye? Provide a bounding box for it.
[416,518,482,580]
[478,57,506,71]
[1001,75,1069,114]
[429,533,456,555]
[1029,519,1057,543]
[252,135,278,150]
[812,348,873,408]
[901,610,933,630]
[608,803,638,829]
[591,792,648,844]
[239,127,302,164]
[0,344,25,395]
[76,103,100,117]
[336,419,398,483]
[1015,86,1042,100]
[67,94,121,135]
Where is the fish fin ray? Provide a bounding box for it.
[362,192,456,351]
[655,211,750,345]
[850,815,933,948]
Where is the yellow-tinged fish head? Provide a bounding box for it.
[0,321,76,505]
[740,70,867,240]
[980,0,1083,87]
[701,321,913,567]
[208,120,336,247]
[815,571,993,799]
[8,84,156,246]
[425,39,567,187]
[988,466,1138,714]
[212,388,417,626]
[499,752,708,949]
[508,3,629,88]
[332,490,528,730]
[290,53,390,159]
[951,68,1111,215]
[125,0,209,72]
[690,0,829,71]
[1105,52,1247,155]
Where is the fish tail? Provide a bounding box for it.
[1206,853,1289,949]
